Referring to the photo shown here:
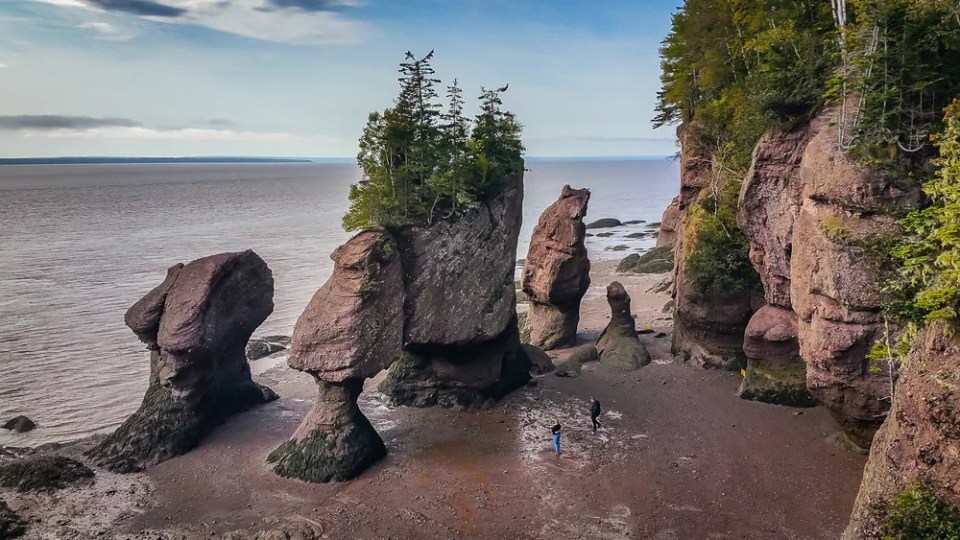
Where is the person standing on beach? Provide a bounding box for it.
[551,422,562,455]
[590,397,602,431]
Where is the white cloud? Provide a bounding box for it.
[29,0,366,44]
[78,21,135,40]
[0,63,6,69]
[22,126,308,142]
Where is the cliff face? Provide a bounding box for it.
[791,115,919,446]
[663,109,920,445]
[735,122,821,407]
[669,125,756,370]
[843,322,960,539]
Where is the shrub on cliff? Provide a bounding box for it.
[881,483,960,540]
[685,213,758,298]
[343,51,524,231]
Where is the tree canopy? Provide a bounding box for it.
[343,51,524,232]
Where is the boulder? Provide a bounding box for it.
[791,113,919,447]
[88,250,278,473]
[0,500,26,539]
[2,416,36,433]
[270,231,402,483]
[246,335,290,360]
[522,343,555,375]
[586,218,621,229]
[521,185,591,350]
[737,305,815,407]
[0,455,94,492]
[616,245,673,274]
[596,282,651,372]
[554,344,599,378]
[843,322,960,539]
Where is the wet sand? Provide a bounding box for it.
[4,262,867,539]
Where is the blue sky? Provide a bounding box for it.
[0,0,682,158]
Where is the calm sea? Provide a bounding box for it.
[0,158,679,446]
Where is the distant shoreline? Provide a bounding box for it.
[0,155,673,166]
[0,157,322,166]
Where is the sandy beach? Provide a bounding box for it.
[2,261,867,539]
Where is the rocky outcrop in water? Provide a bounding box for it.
[843,322,960,539]
[1,417,35,434]
[269,231,401,482]
[246,335,290,360]
[791,114,918,446]
[520,185,591,350]
[274,173,530,482]
[597,282,650,372]
[88,251,278,473]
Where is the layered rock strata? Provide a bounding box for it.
[88,251,278,473]
[521,185,591,350]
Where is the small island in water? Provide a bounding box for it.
[3,2,960,538]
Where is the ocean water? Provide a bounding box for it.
[0,158,679,446]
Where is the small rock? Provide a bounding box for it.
[586,218,622,229]
[2,416,36,433]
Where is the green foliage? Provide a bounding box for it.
[839,0,960,170]
[686,212,759,297]
[882,483,960,540]
[343,52,524,231]
[885,101,960,335]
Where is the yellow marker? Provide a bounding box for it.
[740,369,746,378]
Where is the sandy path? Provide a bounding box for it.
[4,262,866,539]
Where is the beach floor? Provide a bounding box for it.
[4,262,866,539]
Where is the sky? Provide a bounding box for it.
[0,0,683,158]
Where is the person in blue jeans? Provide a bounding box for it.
[551,422,562,455]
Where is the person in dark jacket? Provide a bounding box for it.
[590,397,602,431]
[551,422,562,455]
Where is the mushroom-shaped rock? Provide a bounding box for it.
[87,250,277,473]
[737,305,815,407]
[380,172,531,408]
[596,282,650,372]
[521,185,591,350]
[269,231,403,482]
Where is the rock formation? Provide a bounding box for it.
[0,500,26,539]
[88,250,278,473]
[616,245,673,274]
[268,231,401,482]
[657,197,681,248]
[596,282,651,371]
[554,344,599,378]
[273,173,530,482]
[843,322,960,539]
[791,113,918,446]
[0,455,94,492]
[522,344,555,375]
[520,185,591,350]
[379,171,530,409]
[2,416,36,433]
[737,305,815,407]
[735,123,820,407]
[586,218,620,229]
[668,124,757,370]
[246,335,290,360]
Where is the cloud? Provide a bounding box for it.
[29,0,366,44]
[86,0,185,17]
[0,115,306,142]
[78,21,136,40]
[261,0,360,12]
[0,115,141,130]
[0,63,6,69]
[26,126,305,141]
